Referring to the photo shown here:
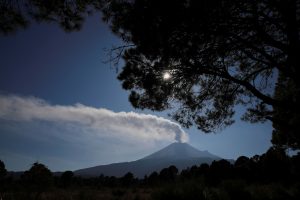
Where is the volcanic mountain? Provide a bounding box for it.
[74,142,223,178]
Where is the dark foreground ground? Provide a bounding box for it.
[1,179,300,200]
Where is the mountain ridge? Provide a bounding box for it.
[141,142,221,160]
[74,142,226,178]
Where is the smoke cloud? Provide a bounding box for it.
[0,94,189,143]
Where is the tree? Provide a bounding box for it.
[1,0,299,149]
[0,0,102,34]
[60,170,74,188]
[121,172,135,186]
[0,160,6,180]
[271,72,300,149]
[234,156,253,180]
[147,171,159,185]
[100,0,300,148]
[259,147,290,181]
[0,160,7,194]
[22,162,53,189]
[159,165,178,181]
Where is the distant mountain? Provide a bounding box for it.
[74,142,224,178]
[141,142,221,160]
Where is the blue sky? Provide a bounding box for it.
[0,14,272,171]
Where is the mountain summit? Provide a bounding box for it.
[75,142,222,178]
[142,142,221,160]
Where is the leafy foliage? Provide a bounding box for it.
[159,165,178,181]
[60,170,74,188]
[21,162,53,189]
[101,0,300,148]
[271,72,300,149]
[1,153,300,199]
[1,0,299,148]
[0,0,103,34]
[0,159,6,179]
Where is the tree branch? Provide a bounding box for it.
[194,64,284,107]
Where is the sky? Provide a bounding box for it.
[0,14,273,172]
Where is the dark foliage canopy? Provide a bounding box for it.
[100,0,300,148]
[1,0,299,149]
[0,0,102,34]
[22,162,53,188]
[159,165,178,181]
[60,170,74,187]
[1,153,300,199]
[0,160,7,179]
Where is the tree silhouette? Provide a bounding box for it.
[60,170,74,188]
[0,160,7,197]
[208,159,232,185]
[159,165,178,181]
[100,0,300,148]
[259,147,290,181]
[271,72,300,149]
[147,171,159,185]
[22,162,53,190]
[290,153,300,180]
[1,0,299,149]
[0,0,102,34]
[121,172,135,186]
[0,160,6,180]
[234,156,253,180]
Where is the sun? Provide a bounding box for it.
[163,72,171,80]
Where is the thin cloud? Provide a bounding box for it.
[0,94,189,143]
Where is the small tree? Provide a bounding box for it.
[0,160,6,180]
[0,160,7,197]
[147,171,159,185]
[22,162,53,191]
[159,165,178,181]
[121,172,135,186]
[60,170,74,188]
[260,147,290,181]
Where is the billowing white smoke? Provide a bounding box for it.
[0,94,189,143]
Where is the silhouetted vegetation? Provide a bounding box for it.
[0,160,6,180]
[100,0,300,150]
[1,148,299,199]
[1,0,299,150]
[0,0,104,34]
[60,170,74,188]
[1,1,299,198]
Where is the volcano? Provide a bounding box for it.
[74,142,223,178]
